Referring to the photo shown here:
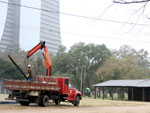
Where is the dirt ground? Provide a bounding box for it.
[1,94,150,113]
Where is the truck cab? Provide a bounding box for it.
[68,84,82,106]
[56,77,82,106]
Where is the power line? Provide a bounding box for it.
[1,0,150,27]
[63,31,150,44]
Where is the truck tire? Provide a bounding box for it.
[54,99,60,105]
[19,101,30,106]
[39,95,49,107]
[74,96,80,106]
[54,91,60,105]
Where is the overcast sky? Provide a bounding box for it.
[60,0,150,52]
[1,0,150,52]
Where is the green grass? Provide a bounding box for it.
[93,93,128,101]
[80,97,150,107]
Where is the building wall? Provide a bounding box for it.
[128,87,150,101]
[0,0,61,54]
[40,0,61,54]
[0,0,20,52]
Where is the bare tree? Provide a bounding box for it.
[113,0,149,4]
[113,0,149,17]
[112,0,150,32]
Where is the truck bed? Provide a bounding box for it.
[4,80,60,91]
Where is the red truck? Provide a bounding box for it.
[4,41,82,107]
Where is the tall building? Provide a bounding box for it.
[0,0,61,54]
[0,0,20,52]
[40,0,61,54]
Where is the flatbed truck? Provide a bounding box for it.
[4,76,82,106]
[4,41,82,106]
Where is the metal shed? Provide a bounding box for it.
[93,79,150,101]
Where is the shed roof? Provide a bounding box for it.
[93,79,150,87]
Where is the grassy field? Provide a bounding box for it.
[80,98,149,107]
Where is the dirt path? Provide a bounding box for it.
[1,94,150,113]
[1,104,150,113]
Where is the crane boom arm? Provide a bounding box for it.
[44,46,52,76]
[27,41,45,58]
[27,41,52,76]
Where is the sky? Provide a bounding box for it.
[20,0,41,50]
[1,0,150,52]
[60,0,150,52]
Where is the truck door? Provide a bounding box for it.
[68,84,76,100]
[63,78,69,94]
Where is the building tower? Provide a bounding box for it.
[40,0,61,54]
[0,0,21,52]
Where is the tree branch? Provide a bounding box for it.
[113,0,150,4]
[113,0,149,32]
[128,2,147,31]
[99,3,115,18]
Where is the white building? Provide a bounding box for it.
[0,0,20,52]
[0,0,61,54]
[20,0,61,54]
[40,0,61,54]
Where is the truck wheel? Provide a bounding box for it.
[74,96,80,106]
[19,101,30,106]
[54,99,60,105]
[39,95,49,107]
[54,91,61,105]
[42,95,49,107]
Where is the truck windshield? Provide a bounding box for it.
[69,84,73,88]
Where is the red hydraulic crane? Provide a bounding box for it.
[27,41,52,76]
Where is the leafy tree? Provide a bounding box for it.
[0,58,24,80]
[116,45,137,58]
[52,45,69,74]
[96,56,121,81]
[115,45,149,68]
[52,43,112,90]
[136,49,149,68]
[96,45,150,82]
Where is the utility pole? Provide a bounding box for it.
[80,65,83,94]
